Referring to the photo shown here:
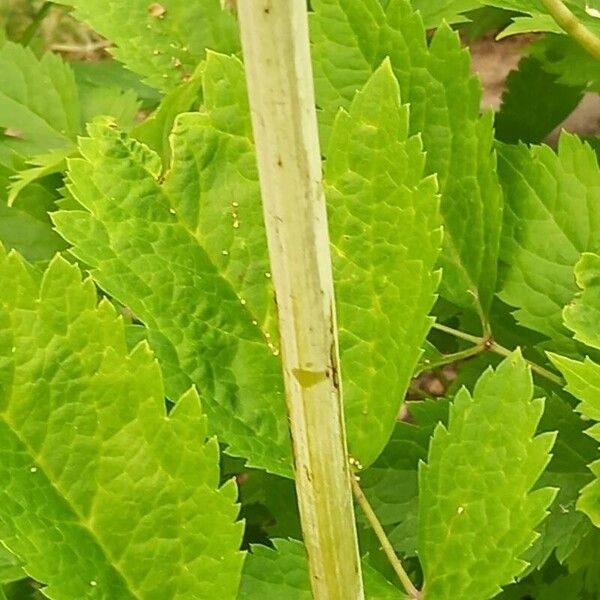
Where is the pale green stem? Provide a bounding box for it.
[421,344,486,372]
[235,2,364,599]
[431,323,564,386]
[431,322,482,345]
[351,477,421,600]
[540,0,600,59]
[488,340,564,386]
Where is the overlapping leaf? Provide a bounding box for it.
[238,539,403,599]
[483,0,600,40]
[325,60,441,465]
[0,42,79,159]
[0,547,23,587]
[357,399,449,557]
[408,0,481,27]
[524,393,597,569]
[0,246,244,599]
[54,53,443,472]
[71,59,161,109]
[52,0,239,91]
[563,253,600,349]
[0,41,145,204]
[498,134,600,349]
[530,35,600,94]
[0,166,66,263]
[495,54,584,144]
[550,354,600,527]
[53,112,291,474]
[418,352,556,599]
[132,63,204,165]
[310,0,502,318]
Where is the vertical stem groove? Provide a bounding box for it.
[236,2,364,598]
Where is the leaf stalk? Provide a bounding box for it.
[431,323,563,386]
[539,0,600,59]
[351,476,421,599]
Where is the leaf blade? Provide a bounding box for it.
[498,134,600,348]
[418,352,556,600]
[52,0,240,91]
[52,115,293,477]
[325,60,442,465]
[310,0,503,318]
[551,352,600,527]
[0,249,244,599]
[239,539,404,600]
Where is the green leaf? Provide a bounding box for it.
[7,148,72,206]
[497,564,590,600]
[358,399,449,557]
[0,41,79,156]
[483,0,600,40]
[407,0,481,27]
[0,546,23,585]
[235,469,301,540]
[539,393,598,476]
[563,253,600,350]
[418,351,556,600]
[54,52,444,471]
[55,53,291,476]
[71,59,161,109]
[325,59,442,465]
[565,528,600,595]
[479,0,540,11]
[496,13,563,37]
[52,0,239,91]
[238,539,404,599]
[0,248,244,599]
[0,41,156,204]
[0,167,67,263]
[525,472,593,569]
[522,391,596,569]
[310,0,503,319]
[530,35,600,93]
[53,113,292,476]
[550,353,600,527]
[78,86,141,131]
[498,134,600,349]
[495,55,584,144]
[132,63,204,166]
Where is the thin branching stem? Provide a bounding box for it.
[351,476,421,600]
[431,322,482,345]
[422,344,486,372]
[540,0,600,59]
[431,323,564,386]
[488,340,564,386]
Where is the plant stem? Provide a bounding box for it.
[351,477,421,599]
[422,344,485,372]
[431,322,482,345]
[236,2,364,599]
[539,0,600,59]
[488,341,564,386]
[431,323,564,386]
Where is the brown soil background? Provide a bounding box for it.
[470,34,600,140]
